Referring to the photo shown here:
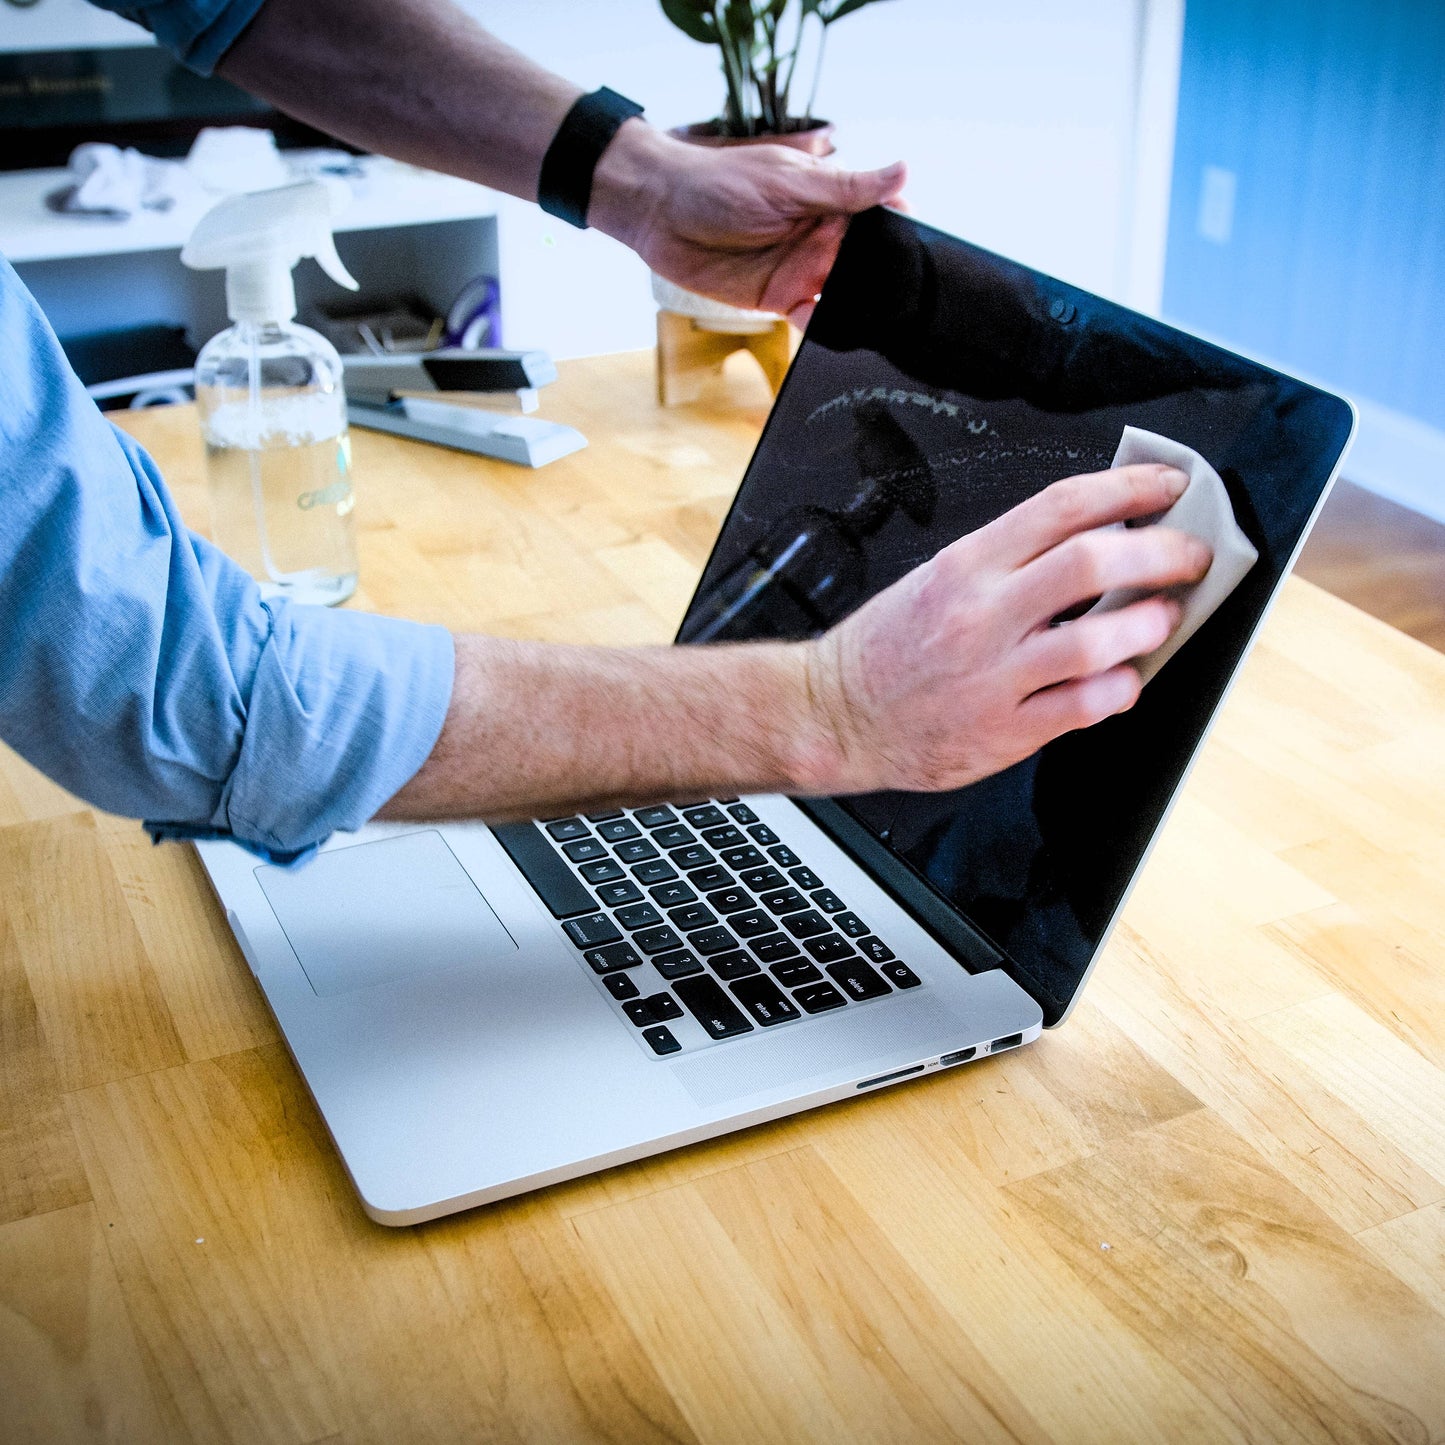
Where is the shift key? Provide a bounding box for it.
[673,975,754,1039]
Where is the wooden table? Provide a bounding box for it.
[4,352,1445,1445]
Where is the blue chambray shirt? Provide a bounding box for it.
[0,264,454,861]
[1,0,456,859]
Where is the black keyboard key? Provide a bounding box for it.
[748,824,780,845]
[688,865,732,891]
[795,982,848,1014]
[834,912,871,938]
[633,859,679,885]
[670,844,714,871]
[731,974,800,1026]
[728,803,759,824]
[615,839,660,864]
[584,941,641,974]
[597,818,642,843]
[674,975,754,1038]
[715,796,739,804]
[545,817,590,841]
[652,824,696,850]
[689,926,739,956]
[700,824,747,849]
[616,902,664,931]
[771,958,823,987]
[789,866,824,890]
[668,903,718,931]
[682,804,727,829]
[705,887,752,915]
[729,909,778,939]
[804,934,856,963]
[643,1025,681,1055]
[739,865,787,892]
[564,914,623,948]
[650,880,697,908]
[768,844,801,867]
[759,887,808,915]
[634,925,684,955]
[750,934,802,963]
[490,821,598,917]
[622,999,655,1027]
[782,909,831,939]
[826,957,892,1001]
[585,809,623,822]
[604,972,639,1000]
[856,935,895,963]
[709,949,760,981]
[596,880,643,907]
[580,858,626,884]
[562,837,608,863]
[881,961,922,989]
[647,992,684,1022]
[811,888,846,913]
[635,805,678,829]
[720,845,766,871]
[653,948,704,980]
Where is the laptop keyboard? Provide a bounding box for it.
[491,800,922,1057]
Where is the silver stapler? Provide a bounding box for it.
[343,348,587,468]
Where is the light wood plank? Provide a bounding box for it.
[1,814,185,1092]
[0,917,90,1224]
[0,1202,169,1444]
[1008,1110,1445,1444]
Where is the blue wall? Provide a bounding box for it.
[1163,0,1445,432]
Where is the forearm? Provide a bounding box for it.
[380,634,842,824]
[218,0,654,216]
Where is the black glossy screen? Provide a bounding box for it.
[677,208,1353,1025]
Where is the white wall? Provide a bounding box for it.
[470,0,1158,357]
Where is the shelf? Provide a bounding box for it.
[0,154,498,264]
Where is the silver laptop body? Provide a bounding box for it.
[197,210,1354,1224]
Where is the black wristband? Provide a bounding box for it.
[537,87,645,230]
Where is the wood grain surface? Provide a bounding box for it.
[3,351,1443,1445]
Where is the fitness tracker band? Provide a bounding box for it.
[537,86,646,230]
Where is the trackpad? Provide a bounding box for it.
[255,831,517,996]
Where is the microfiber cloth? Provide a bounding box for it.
[1088,425,1258,683]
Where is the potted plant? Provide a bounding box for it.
[660,0,892,154]
[653,0,893,395]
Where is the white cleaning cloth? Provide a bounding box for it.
[47,142,194,218]
[1087,425,1258,683]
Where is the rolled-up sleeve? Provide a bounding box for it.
[85,0,267,76]
[0,255,454,861]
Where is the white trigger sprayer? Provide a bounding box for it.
[183,181,363,606]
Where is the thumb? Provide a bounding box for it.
[796,159,907,217]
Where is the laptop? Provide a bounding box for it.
[197,208,1356,1225]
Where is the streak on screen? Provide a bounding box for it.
[678,208,1353,1025]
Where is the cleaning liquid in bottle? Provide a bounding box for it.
[183,182,360,606]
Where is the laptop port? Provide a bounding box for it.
[989,1032,1024,1053]
[938,1047,977,1067]
[856,1064,925,1090]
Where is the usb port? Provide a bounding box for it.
[989,1032,1024,1053]
[938,1047,977,1067]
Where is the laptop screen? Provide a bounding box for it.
[677,207,1354,1026]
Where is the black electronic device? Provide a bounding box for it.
[677,206,1355,1026]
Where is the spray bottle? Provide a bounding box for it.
[182,181,361,606]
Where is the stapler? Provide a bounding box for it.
[343,348,587,468]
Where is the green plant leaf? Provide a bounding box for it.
[819,0,894,23]
[660,0,718,44]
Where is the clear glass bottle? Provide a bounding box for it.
[195,319,357,606]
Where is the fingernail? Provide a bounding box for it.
[1161,467,1190,498]
[1191,540,1214,572]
